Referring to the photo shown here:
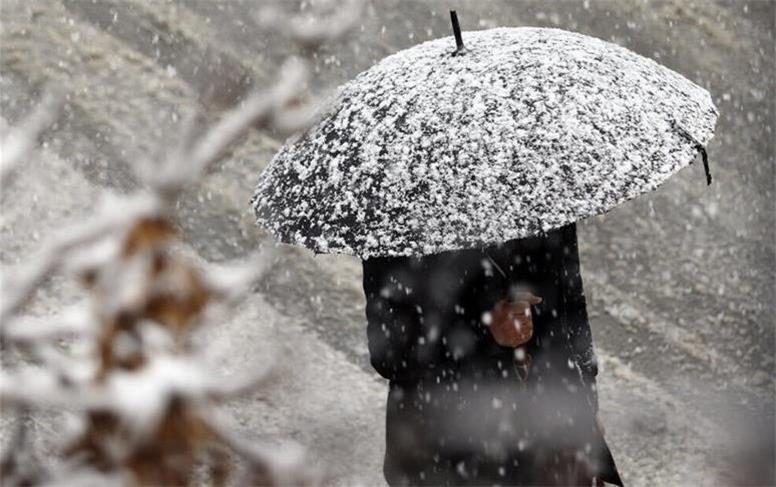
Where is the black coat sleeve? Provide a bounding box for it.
[363,258,442,382]
[363,285,417,381]
[561,225,599,381]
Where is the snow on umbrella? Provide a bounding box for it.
[251,12,718,258]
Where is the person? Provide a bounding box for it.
[362,223,623,486]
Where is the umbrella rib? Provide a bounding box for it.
[699,146,712,186]
[670,120,713,185]
[485,253,507,278]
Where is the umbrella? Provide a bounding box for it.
[251,12,718,258]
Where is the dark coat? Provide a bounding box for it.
[363,224,623,486]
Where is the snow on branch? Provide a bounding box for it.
[0,90,64,188]
[0,195,159,329]
[259,0,364,50]
[152,58,311,198]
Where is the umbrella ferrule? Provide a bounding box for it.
[450,10,467,56]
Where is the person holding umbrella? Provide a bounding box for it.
[362,222,620,485]
[252,11,717,486]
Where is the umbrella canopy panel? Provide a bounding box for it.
[251,27,718,258]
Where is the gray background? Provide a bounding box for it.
[1,0,773,485]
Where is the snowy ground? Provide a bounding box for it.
[1,0,773,485]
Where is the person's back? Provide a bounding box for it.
[362,223,622,486]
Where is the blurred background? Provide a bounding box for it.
[1,0,773,485]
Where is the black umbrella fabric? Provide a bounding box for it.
[251,26,718,258]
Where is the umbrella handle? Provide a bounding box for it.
[449,10,467,56]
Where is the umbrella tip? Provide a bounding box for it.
[449,10,467,56]
[700,146,712,185]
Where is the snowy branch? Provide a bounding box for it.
[0,91,64,188]
[0,195,159,328]
[152,58,311,198]
[258,0,363,50]
[0,1,360,484]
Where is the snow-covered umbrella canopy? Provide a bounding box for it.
[251,13,718,259]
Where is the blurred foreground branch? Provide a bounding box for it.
[0,1,360,485]
[258,0,363,50]
[0,91,63,188]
